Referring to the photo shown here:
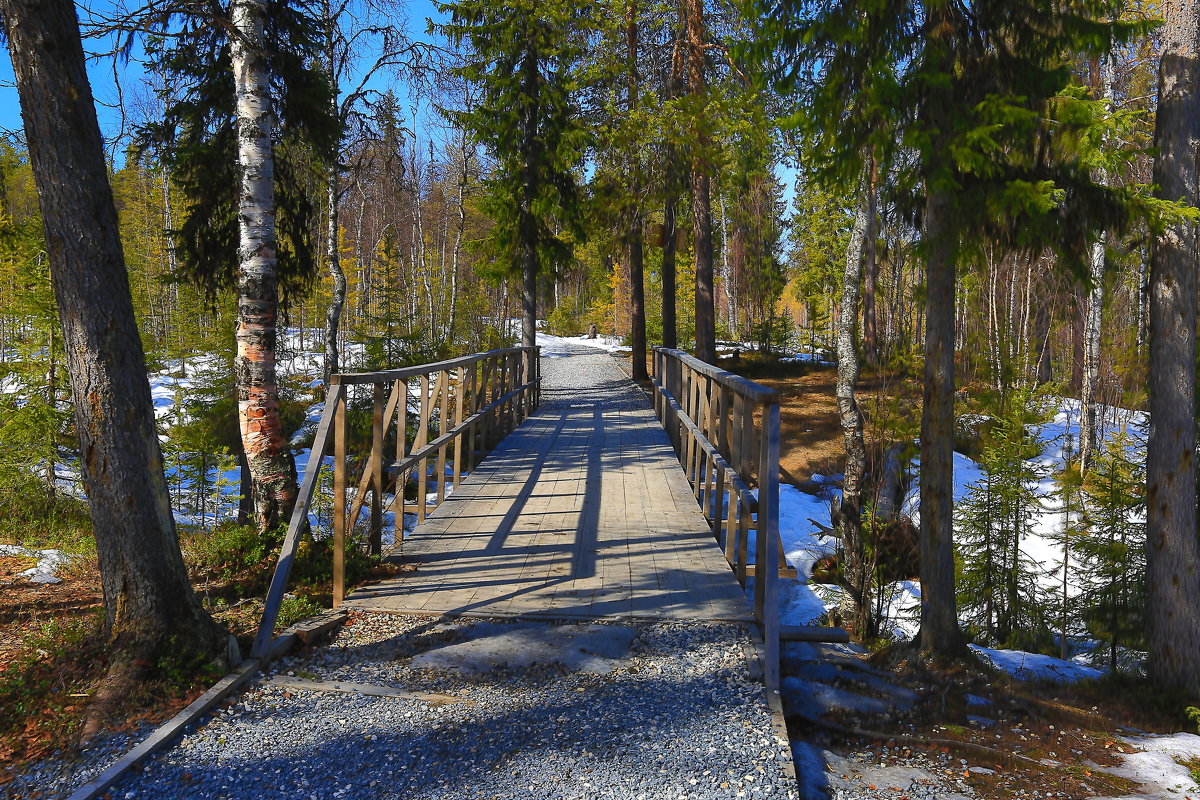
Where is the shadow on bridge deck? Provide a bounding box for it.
[343,374,754,623]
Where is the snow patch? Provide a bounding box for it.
[969,644,1103,683]
[0,544,77,584]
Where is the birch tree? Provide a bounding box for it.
[138,0,337,534]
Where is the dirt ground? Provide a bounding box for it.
[0,556,102,674]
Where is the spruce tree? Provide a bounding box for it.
[955,390,1052,648]
[434,0,589,350]
[1078,426,1147,673]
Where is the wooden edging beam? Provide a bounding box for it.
[780,625,851,643]
[66,611,348,800]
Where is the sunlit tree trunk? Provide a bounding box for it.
[627,0,648,379]
[684,0,715,363]
[1,0,226,688]
[322,11,346,383]
[1146,0,1200,696]
[836,190,869,636]
[1079,54,1114,473]
[232,0,297,534]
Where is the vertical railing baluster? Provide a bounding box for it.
[416,373,430,521]
[332,389,347,607]
[435,370,449,505]
[369,381,384,555]
[393,378,407,544]
[454,366,465,487]
[756,399,781,694]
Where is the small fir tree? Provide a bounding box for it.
[955,389,1053,648]
[1077,425,1147,673]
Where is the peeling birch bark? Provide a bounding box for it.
[232,0,297,533]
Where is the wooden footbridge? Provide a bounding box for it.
[251,343,789,690]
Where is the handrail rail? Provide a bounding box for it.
[651,346,781,694]
[251,345,541,658]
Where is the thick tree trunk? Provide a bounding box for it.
[836,192,869,637]
[915,7,966,658]
[1146,0,1200,697]
[919,183,966,657]
[685,0,715,364]
[232,0,297,535]
[519,45,540,349]
[627,0,648,380]
[1,0,225,667]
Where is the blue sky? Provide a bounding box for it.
[0,0,444,146]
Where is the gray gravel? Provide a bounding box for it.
[42,613,796,800]
[537,340,647,413]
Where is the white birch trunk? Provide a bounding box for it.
[231,0,295,532]
[1080,54,1115,472]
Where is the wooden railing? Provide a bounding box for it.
[651,346,783,692]
[250,346,541,658]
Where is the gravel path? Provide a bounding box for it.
[537,337,647,413]
[99,612,796,800]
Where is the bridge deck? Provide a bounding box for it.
[344,345,754,623]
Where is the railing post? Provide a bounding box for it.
[394,378,408,544]
[435,370,449,505]
[370,381,384,556]
[756,399,781,694]
[416,373,430,521]
[454,366,465,488]
[467,364,478,471]
[333,388,347,607]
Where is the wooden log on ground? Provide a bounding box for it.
[779,625,851,643]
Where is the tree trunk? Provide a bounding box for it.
[661,21,683,352]
[1146,0,1200,697]
[1079,54,1114,473]
[627,0,648,380]
[919,189,966,656]
[1,0,226,670]
[232,0,297,535]
[685,0,715,364]
[836,191,869,637]
[662,195,678,350]
[519,44,540,349]
[324,163,346,382]
[862,155,879,367]
[322,18,345,384]
[915,6,967,659]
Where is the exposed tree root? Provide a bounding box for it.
[77,653,150,747]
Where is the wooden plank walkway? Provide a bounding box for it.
[344,357,754,623]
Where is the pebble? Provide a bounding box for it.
[25,614,798,800]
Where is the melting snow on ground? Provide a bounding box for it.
[0,544,77,584]
[776,396,1156,681]
[536,331,630,355]
[1106,732,1200,798]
